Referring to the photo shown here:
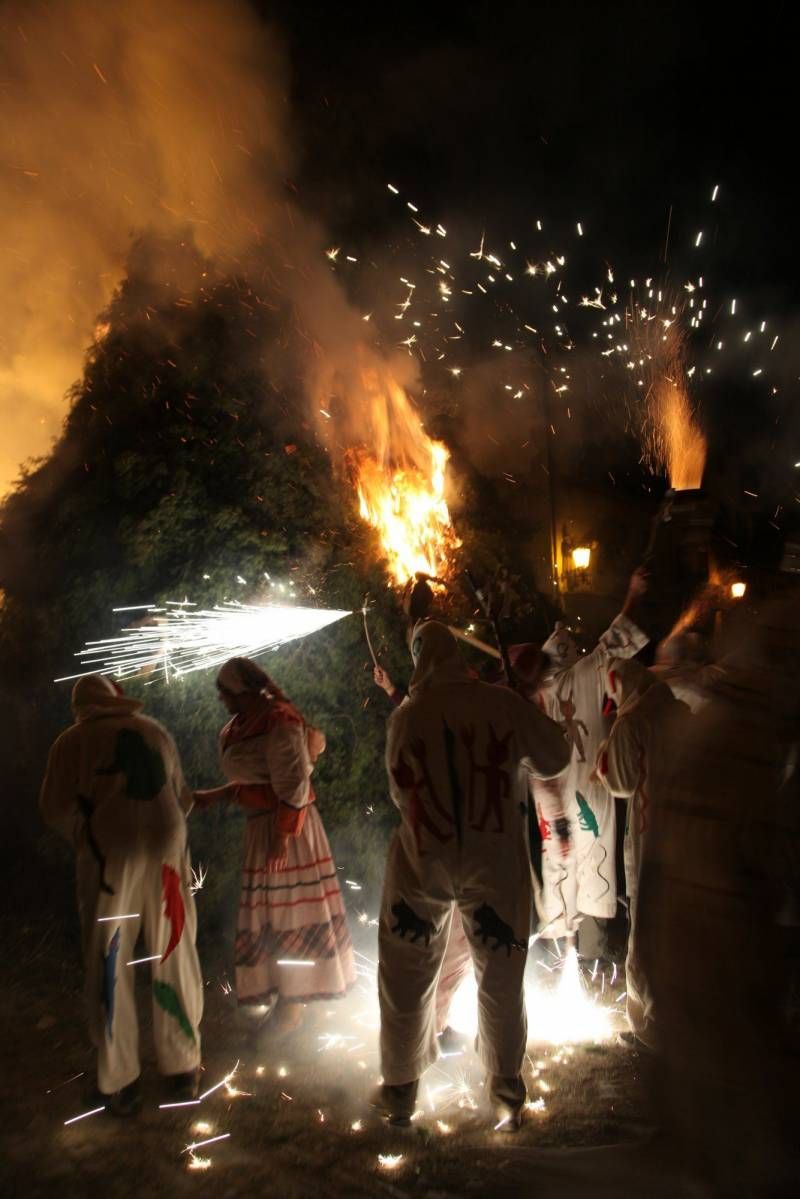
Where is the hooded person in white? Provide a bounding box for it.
[595,657,690,1045]
[533,568,649,952]
[374,621,570,1129]
[650,629,718,713]
[39,675,202,1110]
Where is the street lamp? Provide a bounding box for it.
[572,546,591,570]
[730,581,746,599]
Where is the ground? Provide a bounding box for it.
[1,890,699,1199]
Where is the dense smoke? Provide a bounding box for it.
[0,0,424,498]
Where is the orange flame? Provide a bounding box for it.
[335,365,459,585]
[657,373,707,491]
[633,314,707,491]
[353,439,459,585]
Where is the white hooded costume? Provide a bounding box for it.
[650,630,718,714]
[379,622,570,1094]
[39,676,202,1094]
[595,658,689,1044]
[533,614,648,941]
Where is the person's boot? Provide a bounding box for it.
[162,1067,201,1102]
[488,1073,526,1132]
[84,1075,142,1117]
[369,1079,419,1127]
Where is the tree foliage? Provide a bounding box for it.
[0,234,409,910]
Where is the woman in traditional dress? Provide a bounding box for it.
[195,657,355,1034]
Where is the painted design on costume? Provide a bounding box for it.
[601,623,634,655]
[392,746,453,853]
[153,980,196,1042]
[471,724,512,833]
[161,864,186,962]
[78,794,114,894]
[460,724,479,825]
[557,695,588,762]
[576,791,600,838]
[390,899,437,946]
[473,903,526,956]
[103,927,120,1038]
[442,720,464,846]
[96,729,166,801]
[538,811,551,841]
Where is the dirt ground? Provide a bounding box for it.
[0,898,698,1199]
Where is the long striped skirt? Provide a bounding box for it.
[235,804,355,1006]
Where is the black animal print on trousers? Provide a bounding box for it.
[390,899,437,946]
[473,902,526,956]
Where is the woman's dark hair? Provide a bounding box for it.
[222,657,290,703]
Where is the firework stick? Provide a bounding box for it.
[447,626,502,660]
[361,598,380,668]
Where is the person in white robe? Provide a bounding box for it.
[533,568,649,957]
[595,657,690,1046]
[373,621,570,1130]
[40,675,203,1114]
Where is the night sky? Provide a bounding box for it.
[258,1,797,551]
[269,0,794,293]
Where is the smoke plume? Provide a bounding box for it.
[1,0,417,497]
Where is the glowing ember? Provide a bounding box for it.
[377,1154,404,1170]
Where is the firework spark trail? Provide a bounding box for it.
[56,602,352,684]
[324,180,794,506]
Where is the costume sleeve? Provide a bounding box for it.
[596,714,642,798]
[515,697,571,780]
[389,687,407,708]
[265,719,311,836]
[385,707,409,810]
[593,612,648,665]
[39,733,80,844]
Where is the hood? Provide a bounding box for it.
[604,657,655,716]
[508,642,547,692]
[409,620,472,694]
[71,674,144,723]
[541,622,578,675]
[655,630,711,669]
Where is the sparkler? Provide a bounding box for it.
[63,1105,105,1125]
[57,602,352,684]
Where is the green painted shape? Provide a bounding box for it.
[576,791,600,838]
[153,979,196,1043]
[97,728,166,800]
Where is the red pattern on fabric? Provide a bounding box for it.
[239,887,344,911]
[276,803,306,837]
[160,864,185,963]
[243,855,332,876]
